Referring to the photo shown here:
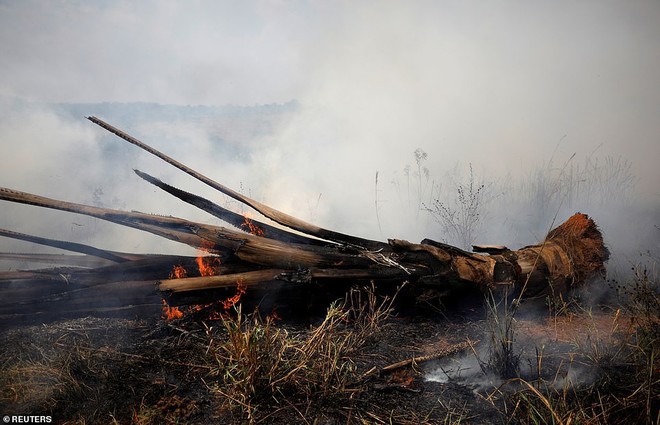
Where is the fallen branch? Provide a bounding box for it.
[0,228,134,263]
[134,169,325,246]
[381,340,475,373]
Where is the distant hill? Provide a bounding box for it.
[50,100,299,126]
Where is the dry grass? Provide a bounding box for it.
[483,288,521,379]
[205,284,399,422]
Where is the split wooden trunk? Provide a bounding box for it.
[0,118,609,323]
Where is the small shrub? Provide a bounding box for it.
[425,163,489,250]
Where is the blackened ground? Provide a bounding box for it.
[0,285,655,425]
[0,307,503,424]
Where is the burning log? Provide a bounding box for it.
[0,118,609,322]
[158,269,286,292]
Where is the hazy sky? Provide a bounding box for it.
[1,2,658,104]
[0,1,659,250]
[2,1,658,172]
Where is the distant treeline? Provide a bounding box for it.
[50,99,300,124]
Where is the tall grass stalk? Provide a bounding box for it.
[484,288,520,379]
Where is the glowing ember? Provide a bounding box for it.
[195,255,221,277]
[241,213,265,237]
[169,264,188,279]
[222,278,247,310]
[390,369,415,387]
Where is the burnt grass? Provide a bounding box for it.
[0,285,657,425]
[0,317,497,424]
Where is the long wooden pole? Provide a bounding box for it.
[87,116,388,250]
[0,228,135,263]
[133,169,326,246]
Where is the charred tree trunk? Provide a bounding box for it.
[0,118,609,323]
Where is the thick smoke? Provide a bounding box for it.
[245,1,660,264]
[0,100,199,258]
[0,1,658,272]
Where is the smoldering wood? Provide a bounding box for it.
[0,118,610,322]
[0,270,68,283]
[0,252,253,287]
[0,279,159,310]
[0,188,378,270]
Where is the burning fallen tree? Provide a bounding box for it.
[0,117,610,323]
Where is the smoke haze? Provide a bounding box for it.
[0,1,658,269]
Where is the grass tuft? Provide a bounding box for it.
[206,284,399,422]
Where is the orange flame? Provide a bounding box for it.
[163,259,241,321]
[162,264,187,320]
[195,255,221,277]
[222,278,247,310]
[241,213,265,237]
[162,299,184,320]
